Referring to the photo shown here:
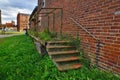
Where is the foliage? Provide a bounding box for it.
[28,29,80,44]
[54,34,81,50]
[38,30,56,41]
[0,35,120,80]
[28,30,38,37]
[28,29,57,41]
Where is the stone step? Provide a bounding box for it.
[51,54,80,60]
[48,50,79,55]
[46,40,82,71]
[47,45,76,52]
[47,41,69,44]
[47,46,74,49]
[47,41,71,46]
[53,56,80,62]
[57,63,82,71]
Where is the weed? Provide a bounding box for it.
[1,35,119,80]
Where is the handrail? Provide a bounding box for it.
[70,17,101,67]
[70,17,100,41]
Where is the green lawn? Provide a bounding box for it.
[0,35,120,80]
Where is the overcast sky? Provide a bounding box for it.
[0,0,37,24]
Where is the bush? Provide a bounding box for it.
[38,30,56,41]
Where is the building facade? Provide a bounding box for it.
[30,0,120,74]
[17,13,30,32]
[0,10,2,28]
[5,21,17,31]
[29,6,38,31]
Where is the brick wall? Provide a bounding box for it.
[0,10,1,27]
[39,0,120,74]
[17,13,30,32]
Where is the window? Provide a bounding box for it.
[42,0,45,8]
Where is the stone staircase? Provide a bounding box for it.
[46,40,82,71]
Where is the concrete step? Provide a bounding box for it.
[47,41,71,46]
[57,63,82,71]
[48,50,79,55]
[53,56,80,62]
[47,46,76,52]
[46,40,82,71]
[47,41,69,44]
[47,45,74,49]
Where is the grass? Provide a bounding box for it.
[0,35,120,80]
[38,30,55,41]
[28,29,57,41]
[28,29,78,42]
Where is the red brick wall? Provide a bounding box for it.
[40,0,120,74]
[0,10,1,27]
[17,13,30,32]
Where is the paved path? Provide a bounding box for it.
[0,34,23,38]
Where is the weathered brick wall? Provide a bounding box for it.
[0,10,1,27]
[43,0,120,74]
[17,13,30,32]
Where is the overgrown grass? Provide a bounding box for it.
[28,29,56,41]
[28,29,79,42]
[38,30,56,41]
[0,35,120,80]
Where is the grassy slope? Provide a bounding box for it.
[0,35,120,80]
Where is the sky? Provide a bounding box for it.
[0,0,37,24]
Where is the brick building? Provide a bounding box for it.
[0,10,2,28]
[31,0,120,74]
[6,21,15,27]
[17,13,30,32]
[29,6,38,31]
[5,21,17,31]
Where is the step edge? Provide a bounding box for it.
[57,63,82,71]
[47,41,70,44]
[47,46,75,48]
[53,56,80,62]
[48,51,79,55]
